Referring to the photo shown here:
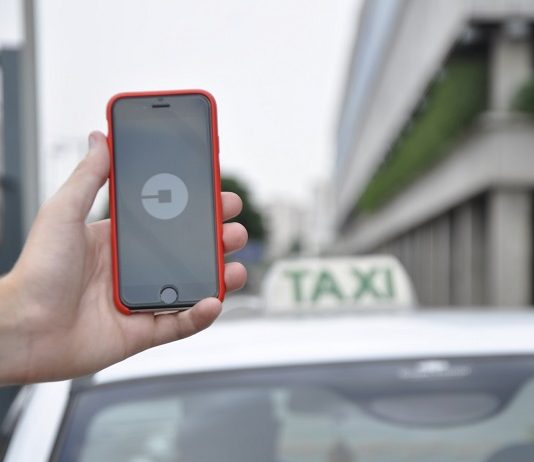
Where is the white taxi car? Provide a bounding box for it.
[3,257,534,462]
[3,309,534,462]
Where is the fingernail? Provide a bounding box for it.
[88,133,98,151]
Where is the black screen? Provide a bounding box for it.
[112,94,218,309]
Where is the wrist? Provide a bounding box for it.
[0,272,28,384]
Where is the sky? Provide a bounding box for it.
[1,0,360,214]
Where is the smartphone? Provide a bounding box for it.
[107,90,225,314]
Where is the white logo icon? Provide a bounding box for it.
[141,173,189,220]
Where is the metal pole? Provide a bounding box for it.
[20,0,40,233]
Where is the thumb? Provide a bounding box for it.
[47,131,110,222]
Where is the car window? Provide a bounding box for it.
[54,356,534,462]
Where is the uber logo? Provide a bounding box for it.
[141,173,189,220]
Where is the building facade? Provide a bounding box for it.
[334,0,534,307]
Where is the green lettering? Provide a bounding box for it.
[352,269,380,299]
[284,270,308,302]
[311,271,344,302]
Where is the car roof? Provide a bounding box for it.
[93,311,534,385]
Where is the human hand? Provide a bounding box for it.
[0,131,247,384]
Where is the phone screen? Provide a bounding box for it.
[111,94,219,309]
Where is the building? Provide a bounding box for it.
[300,180,335,256]
[263,200,305,260]
[264,181,335,261]
[334,0,534,307]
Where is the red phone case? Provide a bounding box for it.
[106,90,226,315]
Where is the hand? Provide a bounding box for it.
[0,131,248,384]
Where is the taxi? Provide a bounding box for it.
[3,257,534,462]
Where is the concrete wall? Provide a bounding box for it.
[336,0,465,228]
[487,189,532,306]
[450,201,486,305]
[490,23,532,110]
[365,188,533,307]
[333,113,534,254]
[333,112,534,306]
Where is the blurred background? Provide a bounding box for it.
[333,0,534,308]
[0,0,358,292]
[2,0,534,306]
[4,0,534,460]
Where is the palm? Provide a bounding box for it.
[52,219,145,377]
[67,219,171,376]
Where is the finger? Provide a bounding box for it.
[151,297,222,346]
[221,192,243,221]
[46,131,109,222]
[223,222,248,255]
[224,261,247,292]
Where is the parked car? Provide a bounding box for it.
[3,309,534,462]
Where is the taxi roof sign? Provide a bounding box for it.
[262,255,417,312]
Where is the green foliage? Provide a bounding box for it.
[512,78,534,114]
[357,57,488,212]
[221,176,266,242]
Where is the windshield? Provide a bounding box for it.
[54,356,534,462]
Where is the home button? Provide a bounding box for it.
[160,286,178,305]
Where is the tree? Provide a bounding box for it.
[221,176,266,242]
